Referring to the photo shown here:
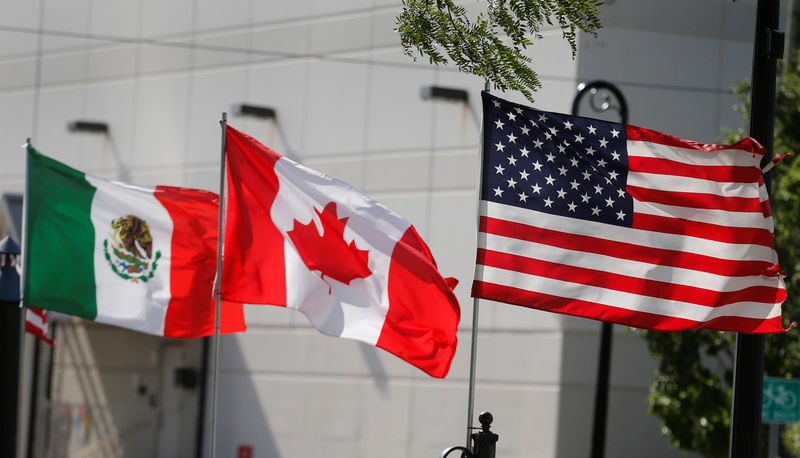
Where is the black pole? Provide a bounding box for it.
[729,1,783,457]
[195,336,211,458]
[571,81,628,458]
[25,337,41,458]
[0,237,22,458]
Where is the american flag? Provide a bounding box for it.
[26,307,55,345]
[471,91,787,333]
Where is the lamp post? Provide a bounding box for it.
[571,80,628,458]
[0,236,22,458]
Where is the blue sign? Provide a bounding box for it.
[763,378,800,423]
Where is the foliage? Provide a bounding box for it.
[640,60,800,457]
[395,0,603,101]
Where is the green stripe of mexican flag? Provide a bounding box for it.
[23,146,245,338]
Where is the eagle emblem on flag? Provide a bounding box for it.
[104,214,161,283]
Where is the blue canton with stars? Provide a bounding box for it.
[481,91,634,227]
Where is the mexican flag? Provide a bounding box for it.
[23,146,245,338]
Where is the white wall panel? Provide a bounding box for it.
[303,60,368,156]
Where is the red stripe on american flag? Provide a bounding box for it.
[472,281,786,333]
[632,213,774,246]
[628,157,760,183]
[480,216,773,277]
[761,195,773,218]
[477,248,786,307]
[626,125,766,155]
[627,185,764,213]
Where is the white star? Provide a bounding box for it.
[518,192,529,202]
[582,170,592,181]
[519,170,529,180]
[556,188,567,199]
[495,164,505,174]
[568,202,577,212]
[591,206,601,216]
[531,183,542,194]
[586,146,596,156]
[492,100,501,108]
[608,170,619,181]
[544,131,553,140]
[538,113,547,122]
[520,126,530,135]
[520,147,530,157]
[611,151,621,161]
[587,125,597,135]
[574,133,584,143]
[496,142,505,152]
[569,179,580,190]
[545,152,556,162]
[557,144,567,153]
[597,158,607,168]
[507,178,517,188]
[564,120,573,130]
[558,166,568,176]
[543,197,554,207]
[514,107,523,113]
[599,138,609,148]
[507,111,517,121]
[532,160,543,171]
[611,128,620,138]
[617,189,626,198]
[605,197,615,207]
[580,193,591,203]
[494,119,505,129]
[594,184,604,194]
[545,175,556,186]
[570,157,580,167]
[533,139,543,149]
[508,156,518,166]
[616,210,626,220]
[493,187,504,197]
[549,127,559,136]
[507,133,517,144]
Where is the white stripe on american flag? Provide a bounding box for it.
[478,231,778,294]
[627,140,761,167]
[475,265,782,321]
[484,201,778,264]
[633,201,770,229]
[627,172,761,198]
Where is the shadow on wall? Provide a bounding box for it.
[555,326,601,458]
[45,320,212,457]
[203,335,280,458]
[49,321,160,457]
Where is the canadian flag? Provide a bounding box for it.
[221,126,460,378]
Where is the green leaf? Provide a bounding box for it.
[396,0,602,102]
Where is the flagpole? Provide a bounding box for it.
[465,81,491,448]
[465,297,480,447]
[210,113,227,458]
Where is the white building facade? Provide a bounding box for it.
[0,0,768,456]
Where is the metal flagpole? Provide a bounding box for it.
[465,296,480,448]
[729,1,782,456]
[210,113,228,458]
[465,81,491,448]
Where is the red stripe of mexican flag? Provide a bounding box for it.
[23,146,245,338]
[222,126,460,378]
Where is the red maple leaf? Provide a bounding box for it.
[287,202,372,288]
